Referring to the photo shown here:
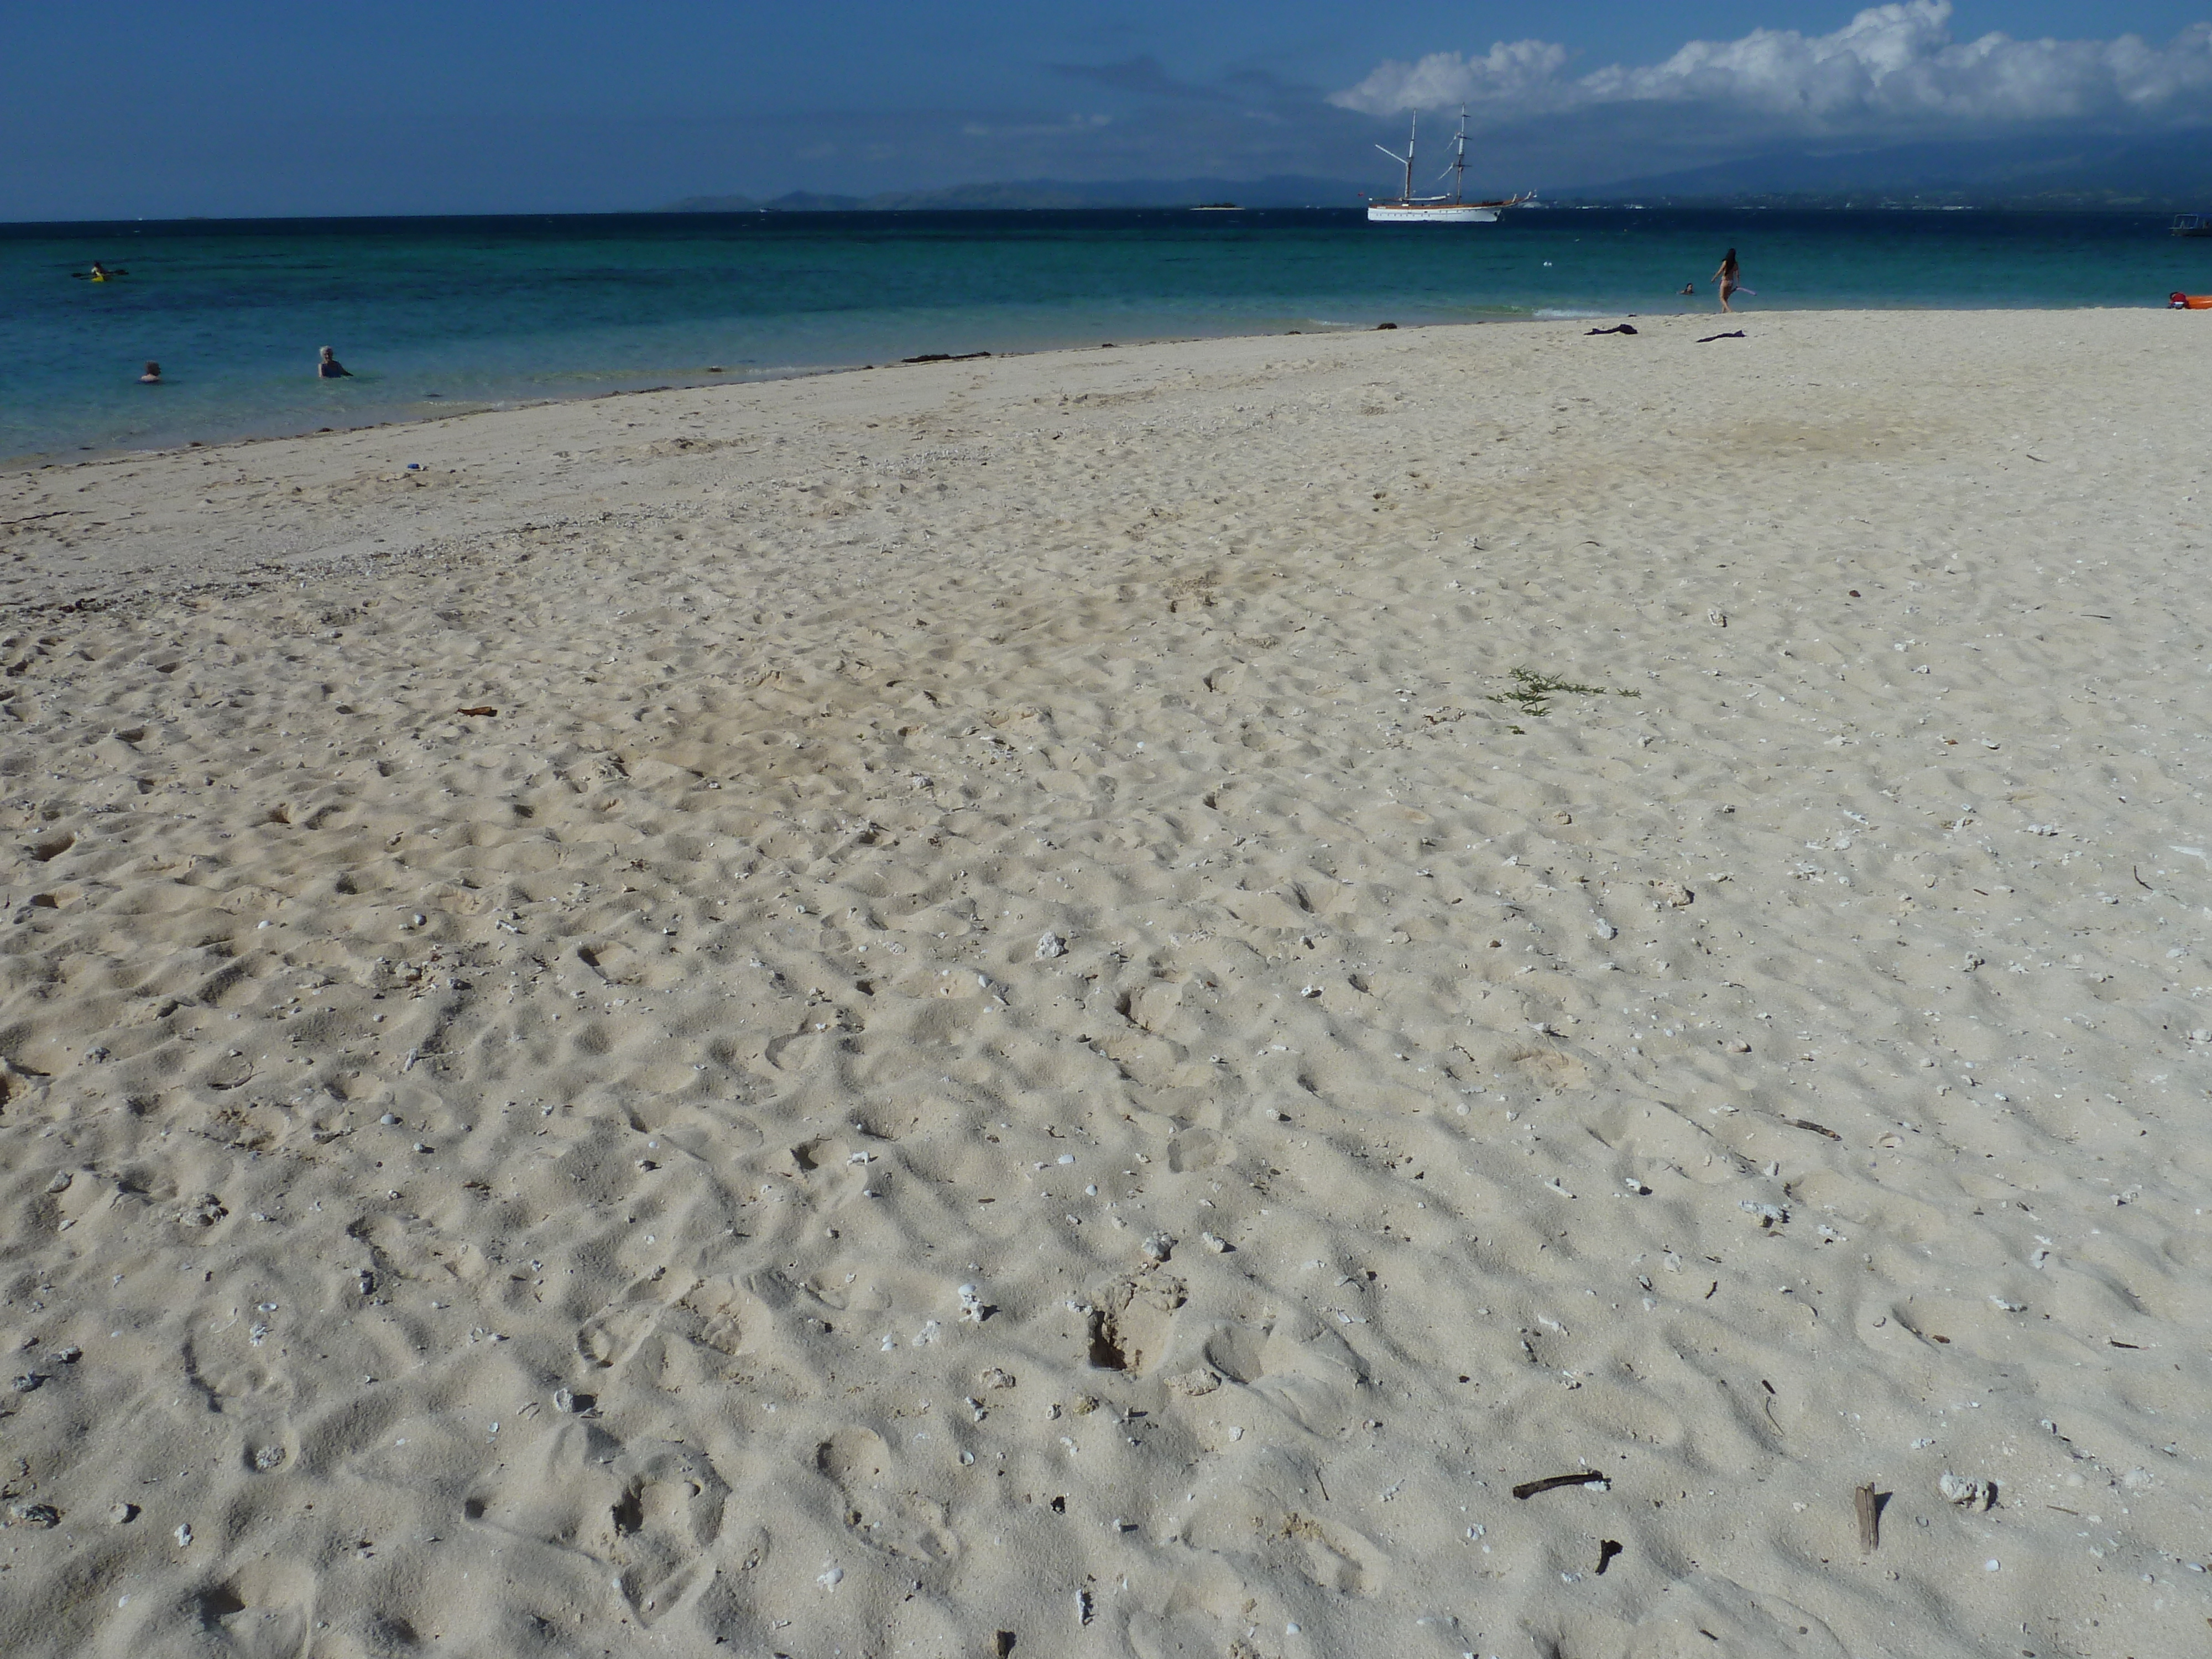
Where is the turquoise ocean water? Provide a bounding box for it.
[4,207,2207,465]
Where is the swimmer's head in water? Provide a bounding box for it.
[319,346,336,361]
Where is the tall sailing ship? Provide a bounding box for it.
[1367,106,1531,225]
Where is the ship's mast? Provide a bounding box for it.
[1375,112,1417,204]
[1452,106,1468,204]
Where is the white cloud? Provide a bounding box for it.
[1347,38,1570,113]
[1331,2,2212,134]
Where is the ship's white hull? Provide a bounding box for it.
[1367,202,1503,223]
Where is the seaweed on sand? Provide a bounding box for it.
[1488,667,1642,721]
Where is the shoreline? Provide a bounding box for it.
[0,305,2174,619]
[7,295,2171,477]
[3,309,2210,1655]
[8,290,2185,478]
[4,319,1474,475]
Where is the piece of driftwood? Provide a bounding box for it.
[1855,1483,1880,1551]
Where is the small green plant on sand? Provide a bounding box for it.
[1488,667,1642,721]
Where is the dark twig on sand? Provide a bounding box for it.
[1512,1471,1609,1500]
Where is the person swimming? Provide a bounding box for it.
[1679,282,1696,296]
[317,346,352,379]
[140,361,161,384]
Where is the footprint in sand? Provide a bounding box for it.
[1166,1128,1223,1172]
[179,1558,317,1659]
[1279,1510,1383,1596]
[1189,1316,1367,1433]
[675,1275,775,1357]
[1507,1045,1590,1090]
[815,1425,959,1564]
[764,1025,824,1072]
[462,1423,729,1627]
[608,1441,731,1625]
[1084,1268,1188,1374]
[575,1278,674,1371]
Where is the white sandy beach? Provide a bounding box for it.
[2,310,2209,1657]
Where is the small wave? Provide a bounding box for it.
[1532,307,1615,321]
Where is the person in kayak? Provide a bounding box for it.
[317,346,352,379]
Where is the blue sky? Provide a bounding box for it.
[4,3,2208,217]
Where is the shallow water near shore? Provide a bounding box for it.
[4,205,2205,463]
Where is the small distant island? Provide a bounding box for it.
[658,176,1357,213]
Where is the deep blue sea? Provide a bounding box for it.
[4,207,2206,465]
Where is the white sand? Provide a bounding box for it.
[2,311,2209,1657]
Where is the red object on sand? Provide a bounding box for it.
[2171,291,2212,309]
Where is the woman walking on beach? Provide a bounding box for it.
[1714,248,1741,314]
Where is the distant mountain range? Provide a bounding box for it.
[660,175,1365,212]
[664,133,2212,214]
[1566,132,2212,207]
